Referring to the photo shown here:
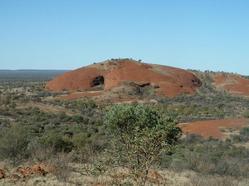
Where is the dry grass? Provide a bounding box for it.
[1,163,249,186]
[16,102,77,116]
[186,174,249,186]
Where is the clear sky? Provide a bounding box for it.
[0,0,249,75]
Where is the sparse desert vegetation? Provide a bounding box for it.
[2,0,249,183]
[0,67,249,185]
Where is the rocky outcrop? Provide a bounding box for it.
[46,59,202,99]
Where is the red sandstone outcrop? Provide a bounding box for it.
[46,59,202,98]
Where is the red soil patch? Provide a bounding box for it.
[15,163,55,178]
[213,74,249,96]
[0,164,55,180]
[46,59,201,98]
[180,118,249,139]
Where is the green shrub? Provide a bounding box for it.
[39,130,74,153]
[0,124,30,165]
[232,127,249,142]
[243,110,249,118]
[161,136,249,177]
[104,104,181,185]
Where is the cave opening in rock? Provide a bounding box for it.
[91,76,105,88]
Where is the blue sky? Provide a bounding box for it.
[0,0,249,75]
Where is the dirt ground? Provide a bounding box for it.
[179,118,249,139]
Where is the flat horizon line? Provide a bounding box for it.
[0,69,248,76]
[0,69,70,71]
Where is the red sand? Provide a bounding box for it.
[180,118,249,139]
[46,59,201,98]
[213,74,249,96]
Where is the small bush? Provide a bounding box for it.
[0,124,30,165]
[232,127,249,142]
[243,110,249,118]
[39,130,74,153]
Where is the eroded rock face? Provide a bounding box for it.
[46,59,202,98]
[212,73,249,96]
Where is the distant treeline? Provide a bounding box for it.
[0,70,68,81]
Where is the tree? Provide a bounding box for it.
[104,104,181,185]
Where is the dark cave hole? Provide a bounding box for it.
[91,76,105,87]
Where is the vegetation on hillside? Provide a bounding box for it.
[0,71,249,185]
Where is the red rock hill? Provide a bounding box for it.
[46,59,202,98]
